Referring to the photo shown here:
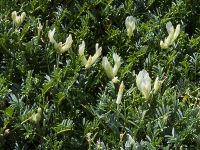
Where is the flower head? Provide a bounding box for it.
[79,41,102,69]
[136,69,151,99]
[11,11,26,26]
[102,53,122,83]
[125,16,136,38]
[59,34,73,53]
[48,28,73,53]
[160,21,180,49]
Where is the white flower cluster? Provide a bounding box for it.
[10,10,175,103]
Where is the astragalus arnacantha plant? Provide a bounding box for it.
[0,0,200,149]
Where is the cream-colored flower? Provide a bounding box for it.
[125,16,136,38]
[78,41,87,65]
[136,69,151,99]
[11,11,26,26]
[153,76,163,93]
[48,28,57,44]
[116,81,125,104]
[85,55,93,69]
[113,53,122,76]
[160,21,180,49]
[59,34,73,53]
[48,28,73,53]
[91,43,102,65]
[102,57,114,79]
[102,53,122,82]
[79,41,102,69]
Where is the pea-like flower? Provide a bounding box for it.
[11,11,26,26]
[78,41,102,69]
[48,28,73,53]
[153,76,163,93]
[116,81,125,104]
[78,41,87,65]
[160,21,180,49]
[125,16,136,38]
[136,69,151,99]
[102,57,113,79]
[102,53,121,83]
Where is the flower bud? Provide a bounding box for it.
[113,53,121,77]
[78,41,87,65]
[79,42,102,69]
[116,81,125,104]
[153,76,162,93]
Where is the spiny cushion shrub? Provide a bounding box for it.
[0,0,200,149]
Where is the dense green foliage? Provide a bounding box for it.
[0,0,200,149]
